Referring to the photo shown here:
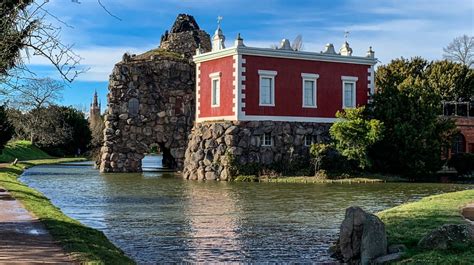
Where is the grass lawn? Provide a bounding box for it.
[0,140,52,162]
[377,189,474,264]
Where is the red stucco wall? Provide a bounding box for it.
[198,56,234,117]
[242,55,371,117]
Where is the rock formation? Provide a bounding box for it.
[99,14,210,172]
[332,206,388,265]
[418,224,474,250]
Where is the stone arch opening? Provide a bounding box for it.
[158,143,176,169]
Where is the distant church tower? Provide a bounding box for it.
[89,90,101,126]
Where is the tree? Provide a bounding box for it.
[370,58,457,177]
[1,0,85,85]
[0,105,14,152]
[425,60,474,101]
[7,77,63,110]
[309,143,330,173]
[443,35,474,68]
[7,105,91,155]
[330,107,383,169]
[89,115,105,149]
[52,106,91,156]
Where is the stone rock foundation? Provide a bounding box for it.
[182,121,331,180]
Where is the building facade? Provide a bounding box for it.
[182,23,377,180]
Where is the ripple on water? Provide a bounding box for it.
[19,157,474,263]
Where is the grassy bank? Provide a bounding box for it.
[377,189,474,264]
[235,173,406,183]
[0,140,134,263]
[0,140,52,162]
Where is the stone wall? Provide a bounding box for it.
[99,14,211,173]
[182,121,331,180]
[99,57,195,172]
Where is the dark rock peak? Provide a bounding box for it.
[170,14,200,33]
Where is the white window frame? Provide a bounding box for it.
[258,70,277,106]
[260,133,273,147]
[341,76,358,109]
[304,135,314,146]
[301,73,319,108]
[209,72,221,107]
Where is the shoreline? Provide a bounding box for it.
[0,158,134,264]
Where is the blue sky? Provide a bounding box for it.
[25,0,474,111]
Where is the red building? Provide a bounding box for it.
[183,21,378,180]
[193,24,377,123]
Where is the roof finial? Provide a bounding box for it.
[212,15,226,51]
[344,30,350,41]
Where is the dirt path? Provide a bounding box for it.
[0,166,74,264]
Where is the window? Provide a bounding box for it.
[451,133,466,154]
[341,76,358,109]
[258,70,277,106]
[304,135,314,146]
[128,98,139,116]
[301,73,319,108]
[260,133,273,146]
[209,72,221,107]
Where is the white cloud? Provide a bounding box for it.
[24,45,155,82]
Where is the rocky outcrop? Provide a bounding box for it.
[99,14,210,173]
[160,14,211,58]
[333,206,388,265]
[182,121,330,180]
[418,224,474,250]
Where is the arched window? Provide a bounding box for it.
[451,133,466,154]
[128,98,139,116]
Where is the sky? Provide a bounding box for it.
[24,0,474,111]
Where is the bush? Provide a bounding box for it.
[448,153,474,175]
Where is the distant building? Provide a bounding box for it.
[89,90,101,126]
[442,101,474,155]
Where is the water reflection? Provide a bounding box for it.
[181,181,242,262]
[19,157,474,263]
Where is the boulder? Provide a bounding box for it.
[418,224,474,250]
[373,252,404,264]
[337,206,387,265]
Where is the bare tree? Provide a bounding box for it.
[443,35,474,68]
[1,0,88,94]
[8,77,63,111]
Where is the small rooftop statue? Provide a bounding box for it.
[278,39,292,50]
[322,43,337,54]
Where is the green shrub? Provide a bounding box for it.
[233,175,258,182]
[448,153,474,175]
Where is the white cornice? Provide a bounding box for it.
[194,46,378,65]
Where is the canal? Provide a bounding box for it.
[20,156,473,263]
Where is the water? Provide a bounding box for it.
[20,156,473,263]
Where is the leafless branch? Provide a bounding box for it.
[97,0,122,21]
